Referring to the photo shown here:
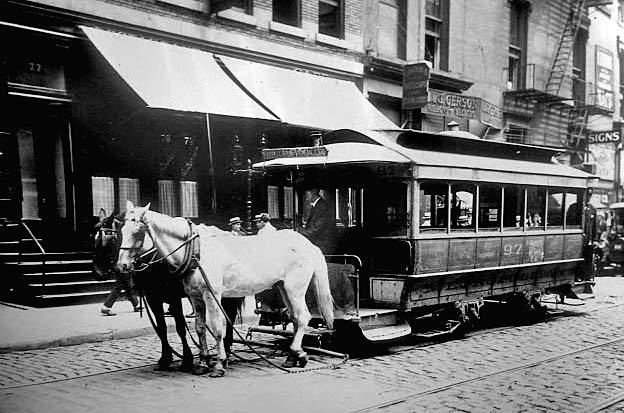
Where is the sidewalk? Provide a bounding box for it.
[0,296,258,353]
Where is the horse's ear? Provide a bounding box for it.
[126,200,134,212]
[144,202,151,211]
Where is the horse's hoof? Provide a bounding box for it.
[154,364,174,372]
[179,362,194,373]
[282,355,297,368]
[209,368,225,378]
[297,353,309,368]
[192,365,210,376]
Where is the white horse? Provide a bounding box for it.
[117,201,334,377]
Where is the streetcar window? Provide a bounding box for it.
[478,185,501,231]
[451,183,475,231]
[546,189,565,229]
[526,187,546,230]
[366,182,408,236]
[420,182,447,232]
[503,185,524,231]
[564,190,582,229]
[335,188,360,227]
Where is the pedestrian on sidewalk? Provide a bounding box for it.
[95,212,141,316]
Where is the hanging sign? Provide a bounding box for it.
[402,62,430,110]
[587,130,621,144]
[262,146,328,161]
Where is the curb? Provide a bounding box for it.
[0,314,262,354]
[0,325,173,354]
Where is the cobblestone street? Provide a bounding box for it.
[1,278,624,412]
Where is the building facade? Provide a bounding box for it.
[0,0,396,247]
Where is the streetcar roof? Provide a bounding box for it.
[254,129,594,188]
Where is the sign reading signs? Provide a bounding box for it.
[588,130,621,144]
[402,62,430,110]
[595,46,614,112]
[421,90,503,129]
[262,146,328,161]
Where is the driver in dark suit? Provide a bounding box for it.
[299,188,334,254]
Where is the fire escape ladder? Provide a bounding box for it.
[569,104,589,150]
[545,0,586,96]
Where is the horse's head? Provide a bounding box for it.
[93,212,122,278]
[117,200,151,273]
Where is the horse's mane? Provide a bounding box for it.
[144,210,194,238]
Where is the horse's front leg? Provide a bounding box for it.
[169,298,193,373]
[190,296,210,376]
[146,293,172,371]
[205,292,227,378]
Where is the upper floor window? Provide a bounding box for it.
[619,0,624,24]
[508,0,529,90]
[378,0,406,60]
[319,0,343,38]
[231,0,253,14]
[425,0,448,70]
[572,30,588,103]
[273,0,301,27]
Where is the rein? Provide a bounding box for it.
[126,218,198,276]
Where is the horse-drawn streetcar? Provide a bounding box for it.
[251,128,596,346]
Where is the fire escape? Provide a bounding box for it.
[503,0,606,168]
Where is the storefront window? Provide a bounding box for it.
[180,181,198,218]
[420,182,447,232]
[92,177,115,217]
[478,185,501,231]
[158,180,179,217]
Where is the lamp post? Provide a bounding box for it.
[231,134,266,232]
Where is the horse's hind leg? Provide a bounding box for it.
[222,297,244,361]
[146,293,172,371]
[170,298,193,373]
[276,284,308,368]
[190,297,210,376]
[204,293,227,378]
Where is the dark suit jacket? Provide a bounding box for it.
[300,197,334,253]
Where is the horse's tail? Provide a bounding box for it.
[312,247,334,330]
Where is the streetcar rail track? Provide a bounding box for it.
[2,298,622,392]
[352,336,624,413]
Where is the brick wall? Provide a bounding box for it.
[90,0,363,65]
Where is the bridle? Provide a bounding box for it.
[119,215,199,276]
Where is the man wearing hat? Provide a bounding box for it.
[299,188,334,254]
[228,216,247,236]
[254,212,277,235]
